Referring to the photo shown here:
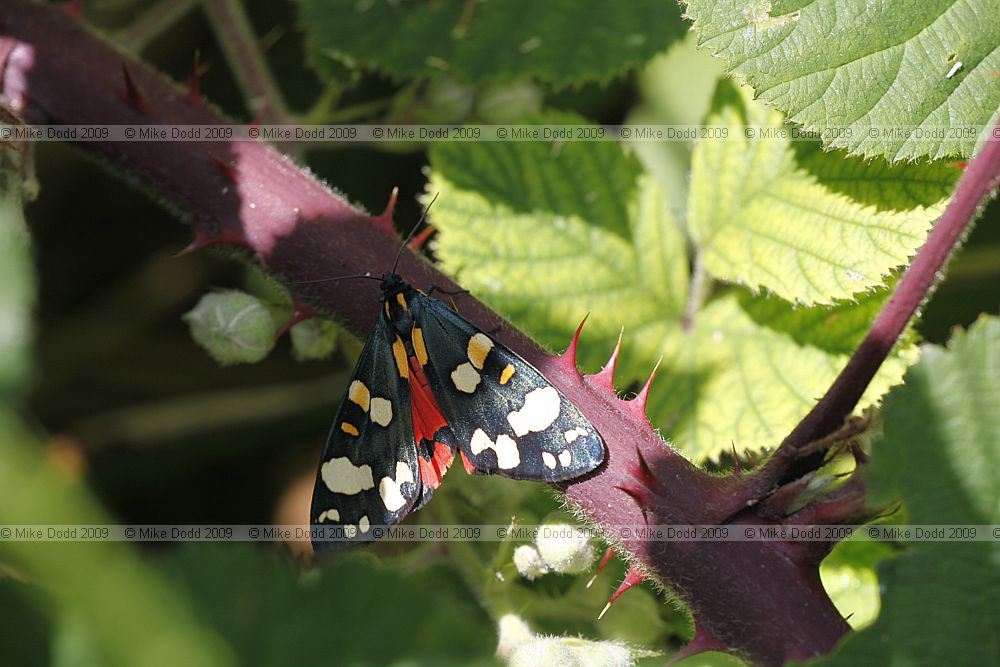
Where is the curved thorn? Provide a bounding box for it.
[598,566,644,619]
[209,153,237,183]
[667,621,728,664]
[588,327,622,392]
[120,63,152,114]
[563,313,590,364]
[185,50,203,105]
[586,547,616,588]
[633,445,668,497]
[632,355,662,413]
[372,186,399,235]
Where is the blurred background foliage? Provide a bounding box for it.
[1,0,998,665]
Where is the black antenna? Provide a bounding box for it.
[288,273,382,286]
[391,191,439,275]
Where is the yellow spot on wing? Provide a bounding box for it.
[341,422,360,436]
[412,327,428,366]
[396,293,408,310]
[499,364,516,385]
[467,333,494,370]
[392,336,409,379]
[348,380,370,411]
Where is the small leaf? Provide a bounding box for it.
[683,0,1000,161]
[300,0,685,87]
[688,80,957,304]
[816,316,1000,664]
[289,318,339,361]
[183,291,276,365]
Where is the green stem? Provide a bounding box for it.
[200,0,291,123]
[116,0,199,53]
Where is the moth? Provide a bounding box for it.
[310,272,605,550]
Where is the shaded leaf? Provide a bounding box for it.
[301,0,685,86]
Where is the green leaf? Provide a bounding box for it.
[819,539,893,631]
[816,316,1000,665]
[183,290,277,365]
[0,140,34,397]
[0,409,236,667]
[300,0,685,87]
[289,318,339,361]
[427,111,920,460]
[683,0,1000,161]
[649,290,917,461]
[164,546,498,667]
[688,80,957,304]
[428,113,687,373]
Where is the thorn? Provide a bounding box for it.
[249,105,265,128]
[372,186,399,235]
[120,63,152,114]
[566,314,589,364]
[732,442,742,476]
[598,566,644,619]
[633,446,668,498]
[666,621,728,664]
[585,547,616,588]
[615,483,651,512]
[60,0,83,19]
[849,441,868,465]
[185,51,204,106]
[409,225,435,250]
[174,224,248,255]
[550,314,589,377]
[622,356,661,420]
[275,302,316,339]
[587,327,622,393]
[209,153,238,183]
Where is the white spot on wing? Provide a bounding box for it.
[563,426,588,443]
[321,457,374,495]
[470,428,521,469]
[358,515,370,533]
[542,451,557,469]
[559,449,572,467]
[370,397,393,426]
[507,387,560,437]
[317,509,341,523]
[379,461,414,512]
[451,362,482,393]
